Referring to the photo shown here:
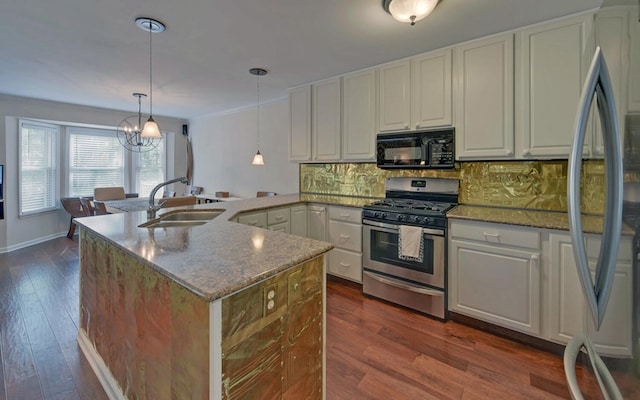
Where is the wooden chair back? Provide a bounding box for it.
[159,196,197,208]
[93,201,109,215]
[94,187,126,201]
[79,197,94,216]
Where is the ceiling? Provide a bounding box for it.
[0,0,603,120]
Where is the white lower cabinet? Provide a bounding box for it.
[449,220,541,335]
[327,206,362,283]
[307,205,327,241]
[290,205,307,237]
[449,219,634,358]
[237,211,267,228]
[548,232,633,357]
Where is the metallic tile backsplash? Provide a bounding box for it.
[299,160,610,214]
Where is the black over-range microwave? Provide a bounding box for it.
[376,128,455,169]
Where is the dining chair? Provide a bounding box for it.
[60,197,84,238]
[93,201,109,215]
[79,197,95,216]
[257,191,277,197]
[94,186,126,201]
[159,195,197,208]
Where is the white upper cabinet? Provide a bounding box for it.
[411,48,453,129]
[515,14,593,158]
[628,6,640,112]
[593,7,631,157]
[288,85,312,161]
[342,69,377,161]
[455,34,515,159]
[378,59,411,132]
[312,77,342,161]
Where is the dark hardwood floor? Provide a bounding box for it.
[0,237,638,399]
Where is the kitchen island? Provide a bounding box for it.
[74,194,334,400]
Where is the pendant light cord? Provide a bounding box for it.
[148,18,153,118]
[256,73,260,149]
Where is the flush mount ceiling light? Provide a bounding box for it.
[250,67,267,166]
[383,0,440,26]
[136,17,165,139]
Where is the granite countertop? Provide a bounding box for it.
[75,193,340,302]
[448,204,635,235]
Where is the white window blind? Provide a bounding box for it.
[19,120,59,216]
[68,128,125,197]
[135,140,165,198]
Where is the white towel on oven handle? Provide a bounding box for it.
[398,225,424,262]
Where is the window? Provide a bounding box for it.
[134,139,165,198]
[68,128,125,197]
[67,127,165,197]
[19,120,59,216]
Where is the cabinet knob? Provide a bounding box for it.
[416,124,420,129]
[522,149,530,156]
[404,124,409,129]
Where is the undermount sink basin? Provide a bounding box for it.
[139,210,223,228]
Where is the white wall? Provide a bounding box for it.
[189,99,298,199]
[0,94,188,252]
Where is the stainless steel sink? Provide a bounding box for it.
[160,211,223,221]
[139,210,223,228]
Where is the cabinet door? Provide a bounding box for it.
[455,34,514,159]
[593,8,630,157]
[312,78,341,161]
[411,49,452,129]
[342,69,377,161]
[378,59,411,132]
[449,239,540,335]
[307,205,327,241]
[328,248,362,283]
[628,5,640,112]
[516,15,593,158]
[328,220,362,253]
[547,233,585,344]
[289,86,312,161]
[548,232,633,357]
[290,205,307,237]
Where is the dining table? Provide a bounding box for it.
[101,197,151,213]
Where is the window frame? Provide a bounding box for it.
[18,119,60,217]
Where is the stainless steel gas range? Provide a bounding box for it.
[362,177,459,320]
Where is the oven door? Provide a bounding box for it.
[363,219,444,288]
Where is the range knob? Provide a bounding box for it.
[423,217,432,224]
[373,211,381,218]
[413,216,421,223]
[396,214,405,221]
[381,212,388,219]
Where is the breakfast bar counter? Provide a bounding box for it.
[74,193,333,399]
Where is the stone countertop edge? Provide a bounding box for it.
[74,193,375,302]
[447,204,635,235]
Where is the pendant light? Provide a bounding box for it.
[135,17,165,139]
[383,0,440,26]
[250,67,267,165]
[116,92,161,152]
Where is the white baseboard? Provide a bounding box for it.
[0,231,68,254]
[77,329,126,400]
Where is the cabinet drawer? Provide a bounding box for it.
[328,206,361,223]
[237,212,267,228]
[328,220,362,252]
[328,248,362,283]
[267,207,290,225]
[450,220,540,250]
[268,221,290,234]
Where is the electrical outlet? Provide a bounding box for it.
[263,283,277,316]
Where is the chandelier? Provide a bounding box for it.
[116,93,160,152]
[116,17,165,152]
[250,67,267,165]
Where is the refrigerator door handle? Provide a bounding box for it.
[567,46,623,330]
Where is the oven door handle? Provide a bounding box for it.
[362,219,444,236]
[364,271,444,297]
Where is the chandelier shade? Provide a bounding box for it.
[383,0,440,25]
